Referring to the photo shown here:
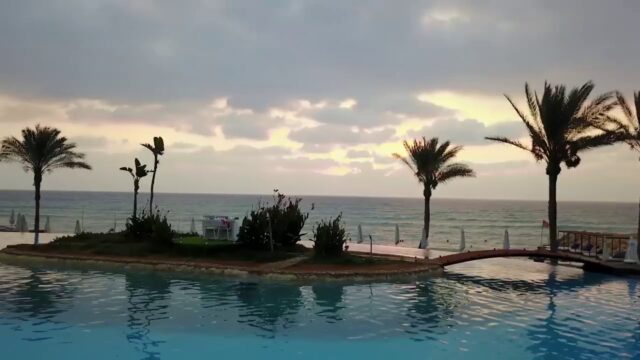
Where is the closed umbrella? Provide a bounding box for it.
[418,227,428,250]
[394,224,400,245]
[624,236,639,264]
[9,209,15,227]
[357,224,363,244]
[190,218,197,234]
[74,220,82,235]
[44,216,51,233]
[21,215,28,233]
[503,229,510,250]
[459,228,466,252]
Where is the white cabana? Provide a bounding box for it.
[44,216,51,233]
[357,224,363,244]
[459,228,466,252]
[503,229,510,250]
[624,237,639,264]
[394,224,400,245]
[74,220,82,235]
[418,227,428,249]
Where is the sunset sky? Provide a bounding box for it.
[1,0,639,201]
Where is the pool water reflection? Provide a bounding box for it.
[0,257,638,359]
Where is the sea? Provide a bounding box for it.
[0,190,636,251]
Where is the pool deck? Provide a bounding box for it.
[3,233,639,277]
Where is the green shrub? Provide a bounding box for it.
[313,214,348,258]
[125,210,174,246]
[237,204,271,250]
[237,191,310,250]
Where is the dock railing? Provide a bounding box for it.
[558,230,630,260]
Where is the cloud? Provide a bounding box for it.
[405,118,526,146]
[289,124,395,146]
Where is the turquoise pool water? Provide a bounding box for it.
[0,258,638,360]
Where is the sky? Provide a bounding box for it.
[1,0,640,201]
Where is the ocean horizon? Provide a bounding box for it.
[1,190,636,250]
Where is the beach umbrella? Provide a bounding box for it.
[44,216,51,233]
[394,224,400,245]
[418,227,428,250]
[357,224,364,244]
[624,236,640,264]
[459,228,466,252]
[74,220,82,235]
[601,238,612,261]
[503,229,510,250]
[21,215,28,233]
[9,209,15,227]
[15,213,22,232]
[190,218,197,234]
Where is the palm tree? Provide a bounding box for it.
[486,82,618,251]
[0,125,91,244]
[609,91,640,254]
[141,136,164,211]
[394,137,475,247]
[120,158,149,218]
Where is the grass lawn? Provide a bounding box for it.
[10,232,308,263]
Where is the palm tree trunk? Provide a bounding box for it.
[637,199,640,258]
[133,189,138,219]
[33,173,41,245]
[423,187,432,244]
[149,155,158,212]
[548,173,558,252]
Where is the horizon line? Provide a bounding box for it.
[0,188,637,205]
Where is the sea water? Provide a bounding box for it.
[0,190,636,250]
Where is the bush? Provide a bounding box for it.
[313,214,348,258]
[237,191,310,250]
[237,205,271,250]
[125,210,174,247]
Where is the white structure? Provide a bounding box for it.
[503,229,510,250]
[418,227,428,249]
[357,224,363,244]
[202,215,238,241]
[459,228,466,252]
[624,237,639,264]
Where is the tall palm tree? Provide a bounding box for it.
[0,125,91,244]
[610,91,640,254]
[394,137,475,247]
[120,158,149,218]
[486,82,618,251]
[141,136,164,212]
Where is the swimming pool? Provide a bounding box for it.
[0,257,638,360]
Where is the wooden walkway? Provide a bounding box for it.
[431,248,640,274]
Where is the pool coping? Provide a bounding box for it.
[0,248,443,280]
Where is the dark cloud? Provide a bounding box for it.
[405,118,526,146]
[1,0,638,108]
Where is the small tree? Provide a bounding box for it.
[313,214,347,258]
[120,158,149,218]
[141,136,164,211]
